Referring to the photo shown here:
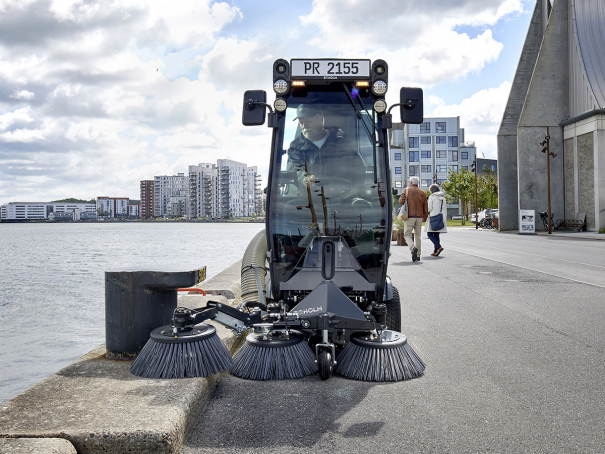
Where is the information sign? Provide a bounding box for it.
[519,209,536,234]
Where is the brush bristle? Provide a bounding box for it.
[130,332,233,379]
[231,339,318,380]
[336,340,425,382]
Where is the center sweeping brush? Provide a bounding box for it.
[335,330,425,382]
[231,329,317,380]
[131,321,233,379]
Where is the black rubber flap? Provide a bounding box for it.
[290,281,367,320]
[246,329,305,348]
[149,323,217,344]
[350,330,408,350]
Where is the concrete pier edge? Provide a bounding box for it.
[0,260,244,454]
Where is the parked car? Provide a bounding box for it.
[470,209,493,223]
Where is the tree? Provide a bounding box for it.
[478,166,498,209]
[52,198,95,204]
[441,168,474,225]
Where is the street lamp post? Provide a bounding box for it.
[471,158,478,230]
[540,127,557,234]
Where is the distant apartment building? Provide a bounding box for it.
[390,117,477,217]
[96,197,132,218]
[188,163,216,219]
[0,202,96,222]
[154,173,187,218]
[128,202,140,218]
[139,180,154,220]
[187,160,262,219]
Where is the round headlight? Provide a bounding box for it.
[373,99,387,113]
[274,79,288,94]
[274,98,287,112]
[372,80,387,95]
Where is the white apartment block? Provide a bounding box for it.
[0,202,96,221]
[154,173,187,218]
[390,117,477,217]
[128,203,139,218]
[96,197,134,218]
[187,160,263,219]
[188,163,217,219]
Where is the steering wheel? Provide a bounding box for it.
[312,176,353,199]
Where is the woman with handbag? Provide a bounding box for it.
[425,184,447,256]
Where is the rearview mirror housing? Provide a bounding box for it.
[399,87,423,125]
[242,90,267,126]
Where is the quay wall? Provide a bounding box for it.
[0,261,243,454]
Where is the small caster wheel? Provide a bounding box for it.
[318,349,333,380]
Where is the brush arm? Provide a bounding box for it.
[192,301,263,335]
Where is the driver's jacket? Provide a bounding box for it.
[286,128,366,189]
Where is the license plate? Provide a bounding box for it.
[290,59,370,79]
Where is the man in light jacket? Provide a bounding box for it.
[399,176,428,262]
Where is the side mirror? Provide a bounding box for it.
[242,90,267,126]
[399,87,423,125]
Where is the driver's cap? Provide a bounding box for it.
[293,104,323,121]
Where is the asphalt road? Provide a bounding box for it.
[183,228,605,454]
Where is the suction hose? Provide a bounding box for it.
[240,229,268,305]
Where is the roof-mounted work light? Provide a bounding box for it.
[274,79,288,94]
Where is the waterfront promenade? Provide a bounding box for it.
[2,228,605,453]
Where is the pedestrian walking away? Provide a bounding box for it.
[426,184,447,256]
[398,176,428,262]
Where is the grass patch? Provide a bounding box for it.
[445,219,474,227]
[420,220,475,227]
[394,219,475,230]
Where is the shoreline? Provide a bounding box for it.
[0,218,265,224]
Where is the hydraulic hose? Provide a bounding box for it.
[240,229,268,304]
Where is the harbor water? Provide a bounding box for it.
[0,221,264,404]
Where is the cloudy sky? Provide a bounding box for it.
[0,0,534,203]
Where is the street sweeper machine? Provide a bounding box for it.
[131,58,426,382]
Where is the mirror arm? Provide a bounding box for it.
[387,98,418,115]
[387,103,401,115]
[245,99,274,114]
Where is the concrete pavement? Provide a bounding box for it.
[183,228,605,454]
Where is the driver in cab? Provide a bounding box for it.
[286,104,366,189]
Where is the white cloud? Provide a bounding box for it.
[300,0,521,88]
[117,0,242,46]
[0,128,45,143]
[10,90,35,100]
[427,95,445,107]
[0,108,34,130]
[431,81,512,158]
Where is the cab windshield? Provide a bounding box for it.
[268,83,389,286]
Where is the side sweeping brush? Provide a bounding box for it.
[335,330,425,382]
[231,329,318,380]
[131,322,233,379]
